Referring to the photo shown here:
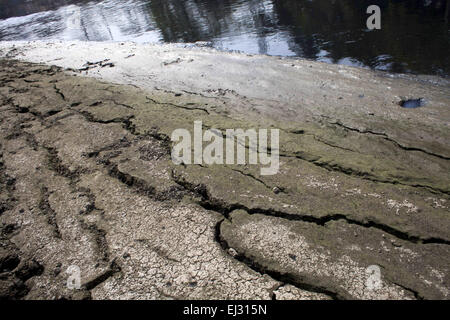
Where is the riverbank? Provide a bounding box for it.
[0,41,449,299]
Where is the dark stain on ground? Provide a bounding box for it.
[400,98,426,108]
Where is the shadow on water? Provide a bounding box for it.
[0,0,448,76]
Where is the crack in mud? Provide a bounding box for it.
[145,95,210,114]
[204,125,448,195]
[327,120,450,161]
[214,219,339,300]
[391,281,423,300]
[170,170,449,245]
[229,167,285,193]
[45,146,80,181]
[280,151,450,196]
[53,84,66,101]
[79,219,110,263]
[38,186,62,239]
[82,259,121,291]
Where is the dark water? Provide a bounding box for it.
[0,0,449,77]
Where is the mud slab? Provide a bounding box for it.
[0,41,449,300]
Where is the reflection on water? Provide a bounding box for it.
[0,0,449,76]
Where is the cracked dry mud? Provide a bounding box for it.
[0,57,448,300]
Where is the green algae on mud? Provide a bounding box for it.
[0,58,449,299]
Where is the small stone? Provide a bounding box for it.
[15,259,44,281]
[0,254,20,272]
[2,223,18,235]
[227,248,238,257]
[391,240,401,247]
[53,263,62,276]
[122,252,130,259]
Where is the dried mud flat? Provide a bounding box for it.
[0,42,449,300]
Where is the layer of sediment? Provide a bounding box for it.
[0,41,448,299]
